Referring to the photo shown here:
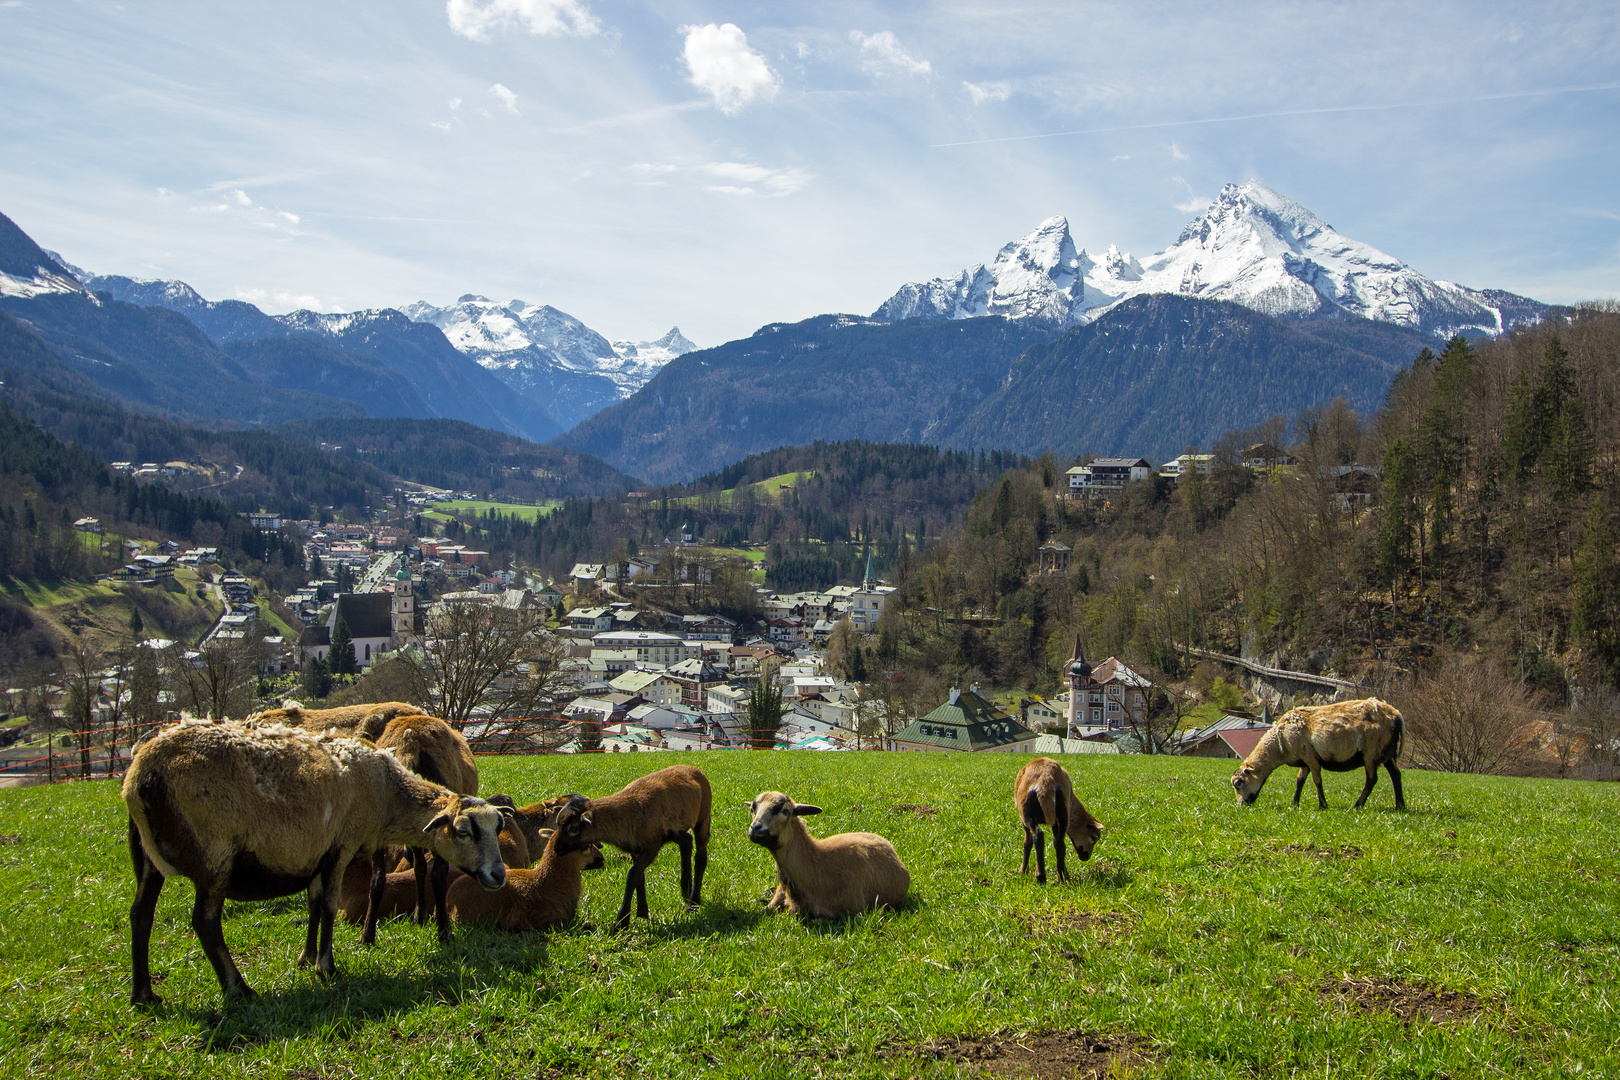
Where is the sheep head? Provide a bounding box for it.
[423,795,511,891]
[748,791,821,851]
[536,826,607,870]
[1069,809,1103,862]
[1231,766,1265,805]
[549,794,597,856]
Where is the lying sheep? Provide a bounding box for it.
[123,720,510,1004]
[498,794,574,859]
[446,824,607,932]
[555,765,712,930]
[1232,697,1407,810]
[366,713,481,942]
[1013,757,1103,884]
[339,813,532,924]
[747,791,909,919]
[248,701,426,740]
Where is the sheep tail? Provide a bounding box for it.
[1021,787,1045,829]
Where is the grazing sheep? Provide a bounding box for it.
[747,791,910,919]
[367,713,480,941]
[1232,698,1407,810]
[248,701,426,740]
[123,720,510,1004]
[1013,757,1103,884]
[446,825,607,932]
[554,765,712,930]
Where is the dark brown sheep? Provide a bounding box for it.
[1013,757,1103,884]
[554,764,712,930]
[123,720,510,1005]
[1232,698,1407,810]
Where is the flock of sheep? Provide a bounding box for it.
[120,696,1405,1006]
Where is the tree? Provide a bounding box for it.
[329,617,357,677]
[1119,665,1191,755]
[127,606,144,637]
[308,552,324,578]
[1400,653,1537,774]
[1573,502,1620,686]
[169,632,264,719]
[745,668,785,750]
[406,600,569,735]
[127,643,166,739]
[301,654,334,700]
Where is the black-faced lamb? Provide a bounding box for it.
[446,823,607,931]
[123,720,510,1005]
[553,764,712,930]
[1232,697,1406,810]
[746,791,909,919]
[1013,757,1103,884]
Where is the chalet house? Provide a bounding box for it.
[570,563,604,594]
[1158,454,1215,485]
[1242,443,1293,473]
[1067,458,1153,499]
[670,614,739,642]
[567,606,614,633]
[609,669,682,705]
[889,686,1037,753]
[1019,697,1065,731]
[73,517,101,534]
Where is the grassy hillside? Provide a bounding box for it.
[0,753,1613,1078]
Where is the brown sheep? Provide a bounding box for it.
[1013,757,1103,884]
[498,794,574,859]
[367,713,480,942]
[554,764,712,930]
[339,817,532,924]
[1232,697,1407,810]
[747,791,910,919]
[248,701,427,740]
[123,720,511,1004]
[446,825,607,932]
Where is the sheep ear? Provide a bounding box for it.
[423,813,453,834]
[497,805,516,822]
[792,804,823,817]
[537,828,555,840]
[580,811,594,826]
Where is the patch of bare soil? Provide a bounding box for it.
[1318,976,1499,1027]
[892,803,938,818]
[0,834,20,845]
[1285,843,1363,860]
[1021,908,1132,939]
[887,1030,1151,1079]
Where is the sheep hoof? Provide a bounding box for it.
[131,989,163,1007]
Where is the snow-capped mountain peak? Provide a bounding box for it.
[874,180,1549,338]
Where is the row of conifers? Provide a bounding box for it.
[121,696,1406,1006]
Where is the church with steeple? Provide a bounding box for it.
[848,551,896,633]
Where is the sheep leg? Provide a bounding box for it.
[298,883,322,967]
[191,880,253,1000]
[613,850,655,930]
[1033,827,1047,885]
[1292,767,1310,806]
[674,833,695,907]
[1386,762,1407,810]
[1311,763,1327,809]
[361,858,387,946]
[430,856,453,944]
[128,821,166,1006]
[411,849,431,926]
[1053,794,1070,884]
[313,854,343,979]
[1020,826,1035,874]
[1353,759,1380,810]
[691,827,708,908]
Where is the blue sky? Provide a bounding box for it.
[2,0,1617,345]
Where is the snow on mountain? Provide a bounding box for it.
[402,295,695,428]
[875,181,1549,338]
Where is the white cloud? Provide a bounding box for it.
[1111,154,1130,163]
[279,211,300,223]
[432,119,453,132]
[445,0,598,42]
[235,287,324,310]
[963,80,1010,105]
[632,160,811,197]
[795,42,811,60]
[449,97,462,110]
[1172,176,1210,213]
[489,83,519,114]
[155,187,174,197]
[680,23,779,115]
[1169,142,1189,161]
[230,189,252,207]
[851,30,931,77]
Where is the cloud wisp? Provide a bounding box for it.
[680,23,779,114]
[446,0,599,42]
[631,160,811,198]
[851,30,931,77]
[488,83,519,113]
[963,80,1010,105]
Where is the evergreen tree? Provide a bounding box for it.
[302,654,334,699]
[330,618,357,676]
[745,668,784,750]
[127,606,144,637]
[308,552,324,578]
[849,644,868,682]
[1574,502,1620,687]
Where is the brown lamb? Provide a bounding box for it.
[554,764,712,930]
[446,825,607,932]
[747,791,910,919]
[1232,697,1407,810]
[123,720,511,1005]
[248,701,426,741]
[339,817,532,924]
[1013,757,1104,884]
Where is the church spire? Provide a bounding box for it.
[863,550,874,589]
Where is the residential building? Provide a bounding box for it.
[591,630,698,667]
[888,686,1037,753]
[1067,457,1153,499]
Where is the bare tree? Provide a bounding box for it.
[168,633,264,720]
[1399,653,1539,774]
[61,638,105,779]
[1568,686,1620,780]
[1132,669,1197,755]
[405,600,570,743]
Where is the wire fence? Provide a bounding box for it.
[0,718,788,786]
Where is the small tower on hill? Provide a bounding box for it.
[1065,633,1098,740]
[391,565,414,644]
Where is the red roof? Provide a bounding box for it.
[1218,728,1268,759]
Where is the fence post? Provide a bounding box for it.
[47,735,54,784]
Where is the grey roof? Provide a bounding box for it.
[331,592,393,639]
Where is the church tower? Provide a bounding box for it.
[391,566,414,645]
[1065,633,1096,739]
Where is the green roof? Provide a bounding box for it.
[893,687,1037,751]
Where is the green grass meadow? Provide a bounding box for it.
[0,753,1615,1078]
